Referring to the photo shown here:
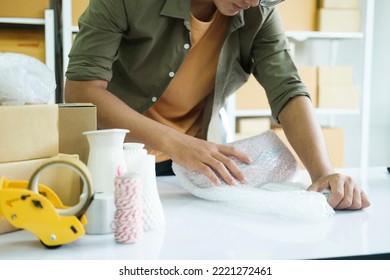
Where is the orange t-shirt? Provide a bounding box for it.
[144,11,229,162]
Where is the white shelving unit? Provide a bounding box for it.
[0,9,56,104]
[62,0,74,82]
[226,0,375,171]
[62,0,86,85]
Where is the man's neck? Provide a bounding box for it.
[190,0,217,21]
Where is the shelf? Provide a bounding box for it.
[0,17,45,25]
[286,31,364,42]
[233,109,360,118]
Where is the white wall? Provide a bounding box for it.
[369,0,390,166]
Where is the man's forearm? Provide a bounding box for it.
[64,79,178,154]
[277,96,334,182]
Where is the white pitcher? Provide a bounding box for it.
[83,129,129,195]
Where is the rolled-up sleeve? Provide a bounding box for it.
[251,8,310,121]
[66,0,129,82]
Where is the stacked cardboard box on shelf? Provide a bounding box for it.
[318,0,361,32]
[298,66,318,107]
[0,103,96,234]
[235,66,318,111]
[235,74,269,111]
[272,127,345,169]
[0,0,50,18]
[277,0,318,31]
[0,0,51,63]
[235,117,271,140]
[317,66,360,109]
[276,0,361,32]
[72,0,90,26]
[0,28,46,63]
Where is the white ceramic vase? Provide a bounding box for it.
[84,129,129,195]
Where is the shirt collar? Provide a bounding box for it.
[160,0,247,31]
[161,0,191,20]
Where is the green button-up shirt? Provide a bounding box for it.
[66,0,309,138]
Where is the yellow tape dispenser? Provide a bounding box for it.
[0,157,94,248]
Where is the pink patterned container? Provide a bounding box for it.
[113,172,144,243]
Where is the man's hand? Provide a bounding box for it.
[168,134,252,186]
[308,173,371,210]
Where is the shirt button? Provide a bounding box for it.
[168,71,175,78]
[184,43,190,49]
[151,97,157,102]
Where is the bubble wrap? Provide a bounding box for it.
[0,52,56,105]
[124,144,166,231]
[172,130,335,221]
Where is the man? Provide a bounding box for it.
[65,0,370,210]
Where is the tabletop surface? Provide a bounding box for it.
[0,167,389,260]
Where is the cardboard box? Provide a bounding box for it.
[298,66,318,107]
[318,66,354,86]
[0,105,59,163]
[319,0,360,9]
[318,85,360,109]
[72,0,90,26]
[235,75,269,110]
[277,0,318,31]
[236,117,271,134]
[235,68,317,110]
[59,103,97,164]
[0,28,45,63]
[235,117,271,140]
[272,127,345,169]
[0,154,82,234]
[322,127,345,168]
[318,9,361,32]
[0,0,50,18]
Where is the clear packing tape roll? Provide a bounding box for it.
[172,130,335,221]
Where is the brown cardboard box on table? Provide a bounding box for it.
[318,9,361,32]
[0,0,50,18]
[0,104,59,163]
[0,154,82,234]
[0,104,96,235]
[0,28,46,63]
[59,103,97,165]
[277,0,318,31]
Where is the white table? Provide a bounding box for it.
[0,167,389,260]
